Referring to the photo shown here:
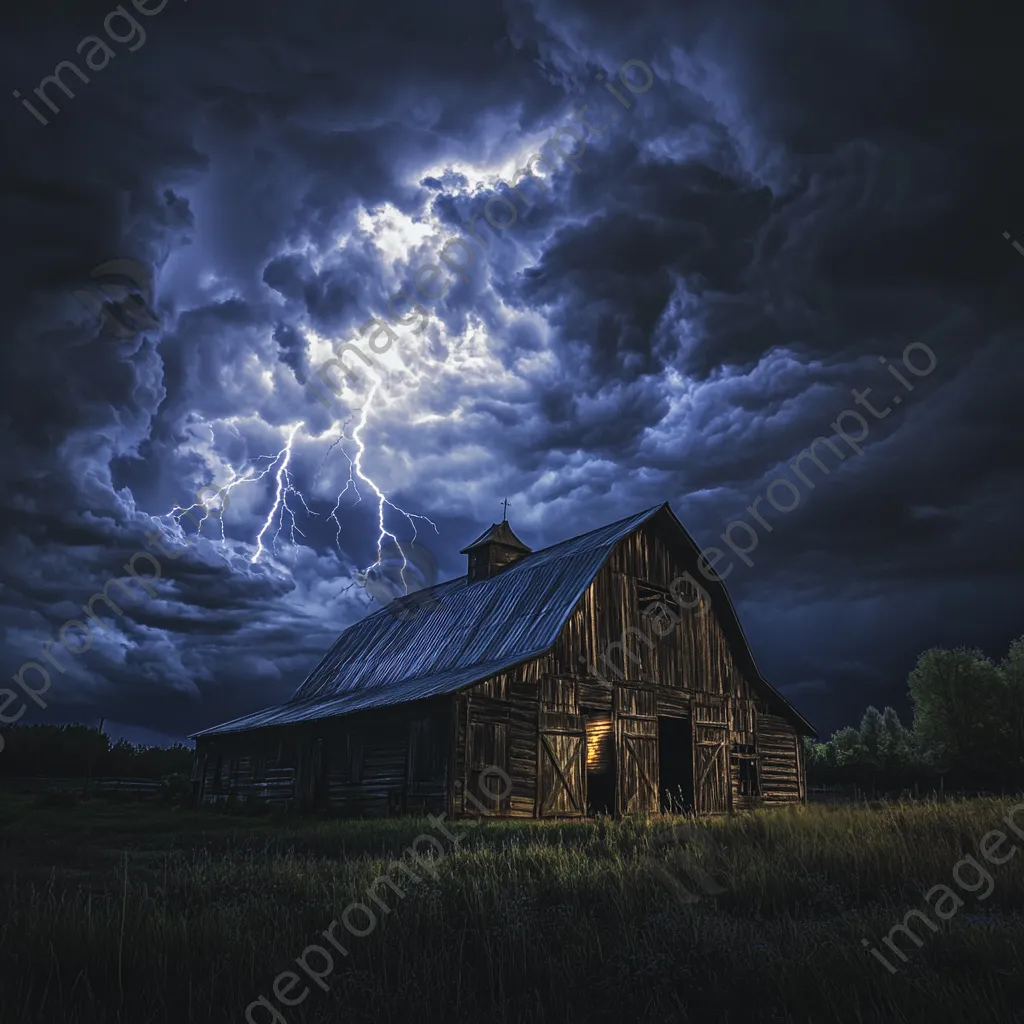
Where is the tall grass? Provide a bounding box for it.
[2,796,1023,1023]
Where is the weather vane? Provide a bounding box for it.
[502,497,510,521]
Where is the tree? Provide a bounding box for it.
[0,724,109,777]
[803,737,839,784]
[831,726,867,771]
[807,638,1024,795]
[878,706,912,782]
[999,635,1024,786]
[908,646,1005,786]
[859,706,884,771]
[0,724,192,780]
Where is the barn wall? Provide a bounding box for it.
[549,522,757,698]
[450,520,805,818]
[196,518,806,819]
[193,695,451,816]
[534,519,805,812]
[756,712,804,804]
[455,662,543,817]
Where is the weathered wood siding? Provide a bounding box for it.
[549,524,756,698]
[196,515,806,818]
[756,712,804,804]
[509,519,805,814]
[447,520,805,817]
[455,662,542,817]
[194,696,451,816]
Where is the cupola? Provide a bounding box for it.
[459,519,531,583]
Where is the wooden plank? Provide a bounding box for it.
[616,683,659,814]
[465,716,511,814]
[539,732,584,815]
[694,723,729,813]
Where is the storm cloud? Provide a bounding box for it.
[0,0,1021,741]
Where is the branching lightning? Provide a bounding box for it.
[317,417,362,552]
[250,422,315,563]
[344,374,438,591]
[313,380,438,599]
[165,358,437,593]
[166,421,318,565]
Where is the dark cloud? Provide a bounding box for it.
[0,0,1020,743]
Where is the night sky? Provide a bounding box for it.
[1,0,1021,747]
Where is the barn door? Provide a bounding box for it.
[694,725,730,813]
[466,719,510,814]
[616,685,659,815]
[538,710,586,816]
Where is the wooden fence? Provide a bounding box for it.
[0,775,167,797]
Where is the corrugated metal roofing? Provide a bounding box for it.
[194,502,815,738]
[193,505,663,737]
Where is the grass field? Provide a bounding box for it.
[2,794,1024,1024]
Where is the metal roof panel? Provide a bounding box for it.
[193,506,661,737]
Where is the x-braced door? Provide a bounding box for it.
[538,710,586,816]
[615,684,659,815]
[694,724,730,813]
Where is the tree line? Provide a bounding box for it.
[5,637,1023,797]
[0,723,193,779]
[805,636,1024,793]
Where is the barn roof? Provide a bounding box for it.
[193,503,814,738]
[459,519,531,553]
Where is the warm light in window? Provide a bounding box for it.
[586,717,613,770]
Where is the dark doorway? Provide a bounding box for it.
[583,710,615,816]
[658,716,694,813]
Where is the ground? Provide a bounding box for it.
[2,794,1023,1023]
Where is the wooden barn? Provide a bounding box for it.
[191,503,815,818]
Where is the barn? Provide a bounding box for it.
[191,503,815,817]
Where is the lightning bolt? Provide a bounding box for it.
[351,378,438,591]
[250,422,315,564]
[319,369,438,596]
[163,356,437,590]
[164,421,318,565]
[314,416,361,551]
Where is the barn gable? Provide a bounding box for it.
[193,503,811,740]
[192,502,814,817]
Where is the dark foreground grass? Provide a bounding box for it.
[2,795,1024,1024]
